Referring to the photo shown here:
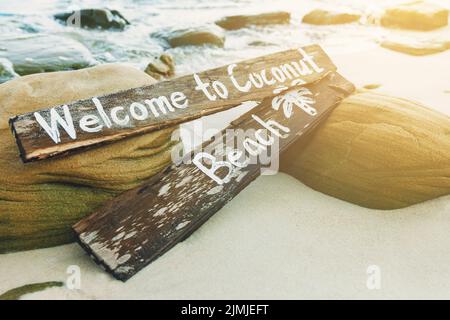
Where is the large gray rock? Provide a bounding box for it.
[54,8,130,30]
[0,34,96,75]
[0,64,176,253]
[216,11,290,30]
[0,58,18,84]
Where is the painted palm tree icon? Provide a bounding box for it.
[271,84,317,118]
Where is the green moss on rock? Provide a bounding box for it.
[0,64,177,252]
[0,281,64,300]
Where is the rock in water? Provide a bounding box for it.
[281,91,450,210]
[380,1,448,31]
[381,38,450,56]
[0,34,96,76]
[215,11,290,30]
[54,8,130,30]
[165,26,225,48]
[248,40,276,47]
[144,53,175,80]
[363,84,382,90]
[302,9,361,25]
[0,58,18,83]
[0,64,177,253]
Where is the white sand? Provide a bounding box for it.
[327,44,450,116]
[1,46,449,299]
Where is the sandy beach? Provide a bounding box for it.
[1,44,449,299]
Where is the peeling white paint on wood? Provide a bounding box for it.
[176,221,191,230]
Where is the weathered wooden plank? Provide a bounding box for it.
[9,45,335,163]
[73,71,355,281]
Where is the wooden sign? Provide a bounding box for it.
[73,71,355,281]
[9,45,336,163]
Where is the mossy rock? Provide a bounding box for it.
[281,91,450,210]
[0,64,177,252]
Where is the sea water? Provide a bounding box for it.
[1,0,448,78]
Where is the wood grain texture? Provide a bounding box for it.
[9,45,335,163]
[73,71,355,281]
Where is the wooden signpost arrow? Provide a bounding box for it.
[9,45,335,163]
[73,71,355,281]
